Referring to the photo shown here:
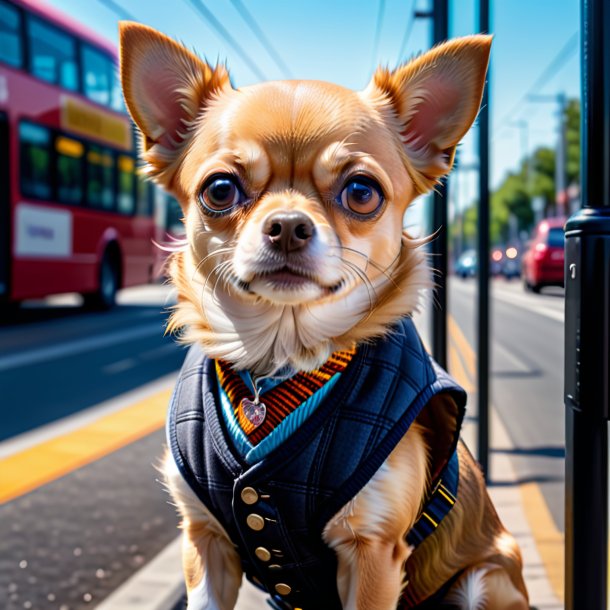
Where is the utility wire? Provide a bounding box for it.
[370,0,386,73]
[228,0,292,79]
[96,0,138,22]
[185,0,268,81]
[494,31,578,133]
[395,0,417,66]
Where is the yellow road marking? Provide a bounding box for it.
[448,316,477,379]
[448,341,475,393]
[0,388,172,504]
[519,481,564,600]
[447,314,564,602]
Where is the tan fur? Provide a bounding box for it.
[323,423,429,609]
[120,23,527,609]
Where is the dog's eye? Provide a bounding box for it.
[199,175,244,213]
[338,177,383,216]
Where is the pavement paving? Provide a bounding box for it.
[0,429,180,610]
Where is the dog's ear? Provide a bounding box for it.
[365,35,491,190]
[119,22,231,183]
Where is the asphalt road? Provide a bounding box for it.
[449,277,565,531]
[0,287,186,441]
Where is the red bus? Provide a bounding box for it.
[0,0,159,309]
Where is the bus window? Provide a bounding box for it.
[27,17,79,91]
[87,146,115,210]
[136,175,153,216]
[117,155,135,214]
[19,122,52,200]
[0,0,23,68]
[110,68,125,113]
[82,45,111,106]
[56,135,84,205]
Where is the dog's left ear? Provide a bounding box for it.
[364,35,491,190]
[119,21,232,185]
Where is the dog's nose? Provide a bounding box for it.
[263,212,314,253]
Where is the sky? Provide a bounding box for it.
[44,0,580,218]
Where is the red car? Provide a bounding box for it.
[522,217,566,293]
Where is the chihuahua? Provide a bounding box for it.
[120,22,528,610]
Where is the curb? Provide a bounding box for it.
[95,537,184,610]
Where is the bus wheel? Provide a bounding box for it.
[84,254,119,310]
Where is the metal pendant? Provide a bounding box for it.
[240,397,267,429]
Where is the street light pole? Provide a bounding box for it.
[477,0,491,480]
[555,93,568,216]
[430,0,449,370]
[564,0,610,607]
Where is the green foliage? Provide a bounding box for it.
[455,98,580,245]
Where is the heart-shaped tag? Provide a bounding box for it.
[240,397,267,429]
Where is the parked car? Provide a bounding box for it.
[522,217,566,293]
[454,249,477,278]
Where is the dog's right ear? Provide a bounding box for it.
[119,22,231,184]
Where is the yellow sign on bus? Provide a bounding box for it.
[60,96,132,151]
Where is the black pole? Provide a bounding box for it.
[564,0,610,607]
[430,0,449,369]
[477,0,490,480]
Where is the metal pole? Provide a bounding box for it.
[477,0,491,480]
[555,93,568,216]
[564,0,610,607]
[430,0,449,370]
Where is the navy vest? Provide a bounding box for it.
[167,317,466,609]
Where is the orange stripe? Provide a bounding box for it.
[0,388,171,504]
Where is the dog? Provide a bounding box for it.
[119,22,528,609]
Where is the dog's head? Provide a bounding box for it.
[120,24,490,375]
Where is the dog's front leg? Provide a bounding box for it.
[323,424,429,610]
[164,452,243,610]
[181,518,243,610]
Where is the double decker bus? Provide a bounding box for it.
[0,0,163,309]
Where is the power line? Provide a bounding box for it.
[185,0,268,81]
[395,0,417,65]
[96,0,138,22]
[494,31,578,133]
[370,0,386,73]
[228,0,292,79]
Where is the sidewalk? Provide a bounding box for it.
[462,411,563,610]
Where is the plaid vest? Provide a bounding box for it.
[167,317,466,609]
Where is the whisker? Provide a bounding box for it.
[332,245,403,292]
[190,245,237,282]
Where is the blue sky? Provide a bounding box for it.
[46,0,579,206]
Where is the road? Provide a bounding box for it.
[449,277,565,531]
[0,279,565,609]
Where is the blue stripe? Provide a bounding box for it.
[218,380,253,457]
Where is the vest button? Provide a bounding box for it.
[255,547,271,561]
[246,514,265,531]
[275,583,292,596]
[241,487,259,505]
